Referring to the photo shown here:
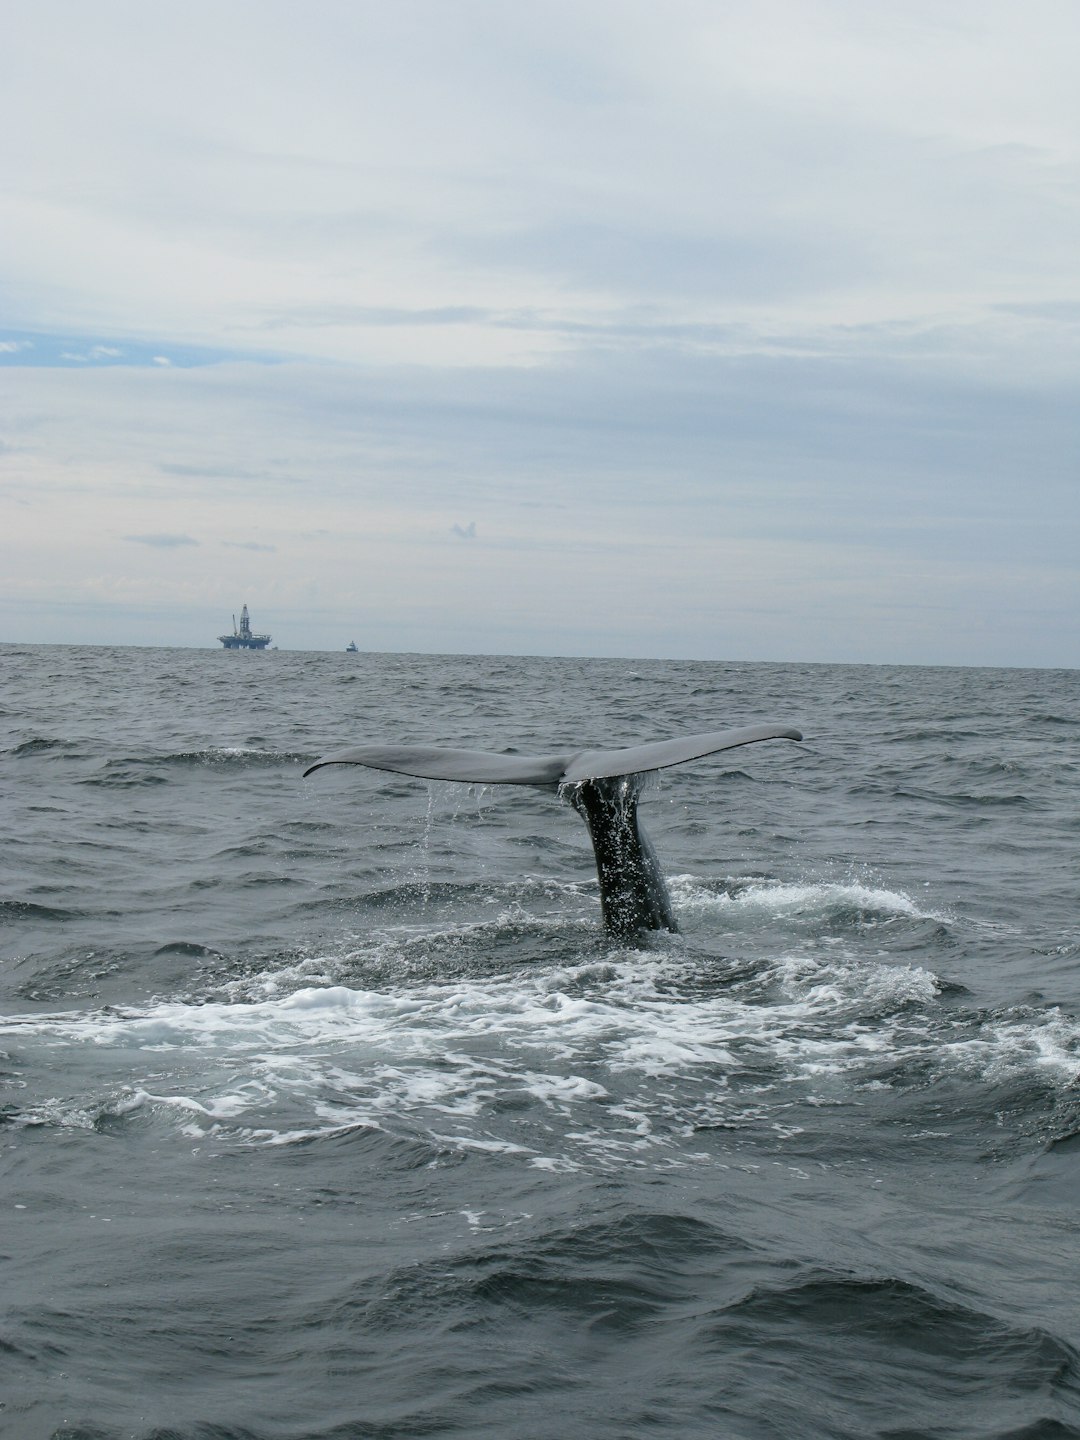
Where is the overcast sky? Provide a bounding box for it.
[2,0,1078,664]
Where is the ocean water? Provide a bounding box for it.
[2,644,1079,1440]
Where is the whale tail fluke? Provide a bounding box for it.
[302,724,802,787]
[303,723,803,937]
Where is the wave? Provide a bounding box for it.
[9,737,309,769]
[896,786,1034,809]
[0,898,80,922]
[365,1209,747,1337]
[10,736,83,758]
[164,747,313,767]
[696,1272,1080,1437]
[74,748,313,786]
[670,874,950,932]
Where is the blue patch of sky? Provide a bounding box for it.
[0,331,284,369]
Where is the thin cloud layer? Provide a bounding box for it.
[125,534,200,549]
[1,1,1078,662]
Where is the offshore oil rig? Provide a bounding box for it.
[218,604,272,650]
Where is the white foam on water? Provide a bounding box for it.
[937,1007,1080,1083]
[767,952,941,1013]
[5,925,1077,1165]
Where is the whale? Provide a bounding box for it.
[303,723,803,939]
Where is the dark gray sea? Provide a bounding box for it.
[2,644,1079,1439]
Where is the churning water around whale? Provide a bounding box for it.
[2,645,1079,1439]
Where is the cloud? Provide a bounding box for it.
[4,5,1077,369]
[59,344,124,362]
[258,305,491,332]
[124,533,200,549]
[2,4,1080,662]
[448,222,869,306]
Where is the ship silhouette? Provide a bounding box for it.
[219,604,271,650]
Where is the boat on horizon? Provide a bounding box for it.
[346,640,359,652]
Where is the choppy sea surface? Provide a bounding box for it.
[2,644,1079,1439]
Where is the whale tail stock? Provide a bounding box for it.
[303,723,803,939]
